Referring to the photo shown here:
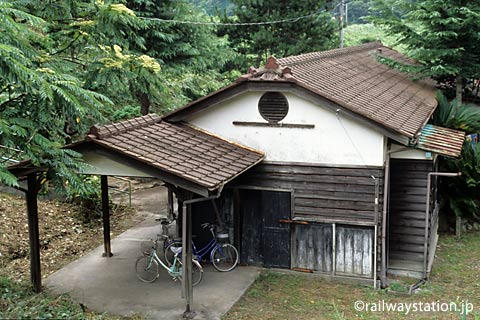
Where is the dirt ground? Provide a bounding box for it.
[0,177,160,283]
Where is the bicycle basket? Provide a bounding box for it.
[216,232,229,240]
[140,240,155,256]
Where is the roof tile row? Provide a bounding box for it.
[276,42,437,138]
[88,115,264,190]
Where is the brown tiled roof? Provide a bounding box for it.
[164,42,437,141]
[275,42,437,138]
[417,124,465,157]
[87,115,264,190]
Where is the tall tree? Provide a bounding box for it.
[370,0,480,106]
[0,0,108,191]
[22,0,163,115]
[220,0,337,71]
[126,0,235,111]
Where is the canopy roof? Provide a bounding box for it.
[79,114,264,195]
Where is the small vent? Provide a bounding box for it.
[258,92,289,123]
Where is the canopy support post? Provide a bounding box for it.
[101,175,113,257]
[26,173,41,293]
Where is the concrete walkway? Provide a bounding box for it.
[45,185,259,319]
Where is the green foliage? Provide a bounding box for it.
[0,274,103,319]
[1,0,234,191]
[431,92,480,222]
[23,0,163,114]
[346,0,373,24]
[189,0,235,16]
[432,92,480,133]
[220,0,337,71]
[0,0,111,191]
[370,0,480,102]
[126,0,234,111]
[111,105,141,121]
[343,23,398,48]
[440,142,480,222]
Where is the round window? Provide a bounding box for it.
[258,92,289,123]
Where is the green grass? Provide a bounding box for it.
[224,232,480,320]
[0,275,111,319]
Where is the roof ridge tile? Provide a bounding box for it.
[277,41,382,66]
[89,114,161,139]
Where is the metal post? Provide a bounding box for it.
[332,223,336,275]
[101,175,113,257]
[168,188,174,220]
[182,202,195,319]
[373,225,378,289]
[177,199,183,238]
[180,186,224,319]
[26,173,41,292]
[339,0,345,48]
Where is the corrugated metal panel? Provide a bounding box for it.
[417,124,465,157]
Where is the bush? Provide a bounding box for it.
[432,92,480,224]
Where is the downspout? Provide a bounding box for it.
[181,184,225,319]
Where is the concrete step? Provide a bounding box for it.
[388,258,424,279]
[388,259,423,272]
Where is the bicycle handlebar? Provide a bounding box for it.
[201,222,214,229]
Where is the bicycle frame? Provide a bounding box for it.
[149,247,182,279]
[192,234,220,261]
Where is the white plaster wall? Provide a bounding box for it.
[389,144,435,160]
[187,92,385,166]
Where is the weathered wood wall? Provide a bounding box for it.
[335,225,373,277]
[229,162,382,278]
[293,223,332,272]
[388,159,434,272]
[232,162,384,225]
[292,223,374,277]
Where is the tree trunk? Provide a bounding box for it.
[455,74,463,108]
[139,92,150,115]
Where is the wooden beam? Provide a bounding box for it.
[101,175,113,257]
[72,143,211,197]
[26,173,41,292]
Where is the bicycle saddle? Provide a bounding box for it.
[170,246,182,254]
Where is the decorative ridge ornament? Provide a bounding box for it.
[237,56,296,82]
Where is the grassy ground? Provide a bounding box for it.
[224,232,480,320]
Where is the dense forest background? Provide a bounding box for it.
[1,0,480,223]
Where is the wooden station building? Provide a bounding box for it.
[8,42,466,309]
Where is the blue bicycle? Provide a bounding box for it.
[164,223,239,272]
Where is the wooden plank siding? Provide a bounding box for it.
[335,226,374,277]
[231,163,384,225]
[388,159,434,274]
[292,223,374,277]
[293,223,333,272]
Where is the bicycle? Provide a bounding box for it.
[135,236,203,286]
[164,223,239,272]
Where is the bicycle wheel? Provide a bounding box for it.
[176,259,203,287]
[211,243,239,272]
[135,255,159,283]
[164,240,182,266]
